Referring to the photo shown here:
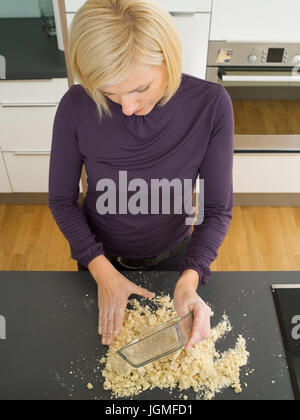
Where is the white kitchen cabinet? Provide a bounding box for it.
[66,12,74,30]
[210,0,300,43]
[0,78,68,104]
[0,152,12,193]
[2,152,83,193]
[64,0,84,11]
[0,106,58,152]
[158,0,212,12]
[233,154,300,193]
[3,152,51,193]
[0,78,69,193]
[172,13,210,79]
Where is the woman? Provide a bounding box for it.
[49,0,234,350]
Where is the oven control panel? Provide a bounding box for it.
[208,42,300,67]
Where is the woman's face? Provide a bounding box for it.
[100,63,168,116]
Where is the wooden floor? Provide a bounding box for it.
[0,204,299,272]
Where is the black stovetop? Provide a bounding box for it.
[272,285,300,401]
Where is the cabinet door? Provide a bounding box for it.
[0,78,68,152]
[0,78,68,103]
[3,152,52,193]
[64,0,85,12]
[3,152,83,193]
[156,0,212,12]
[233,154,300,193]
[210,0,300,42]
[0,106,57,152]
[172,13,210,79]
[0,152,11,193]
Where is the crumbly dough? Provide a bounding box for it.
[99,295,250,400]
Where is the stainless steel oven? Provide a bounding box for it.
[206,41,300,153]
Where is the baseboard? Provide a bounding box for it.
[0,193,299,207]
[0,193,85,205]
[234,193,300,206]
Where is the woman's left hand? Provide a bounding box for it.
[173,270,211,350]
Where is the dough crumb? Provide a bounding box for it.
[87,383,93,390]
[99,295,250,400]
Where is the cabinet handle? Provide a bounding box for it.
[1,102,58,107]
[13,151,50,155]
[170,12,195,17]
[221,75,300,83]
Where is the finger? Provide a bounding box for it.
[105,311,115,345]
[98,300,104,336]
[98,293,105,336]
[186,312,210,349]
[98,312,102,336]
[98,296,107,336]
[114,303,126,338]
[101,311,109,344]
[185,306,203,349]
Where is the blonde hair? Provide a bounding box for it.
[67,0,183,120]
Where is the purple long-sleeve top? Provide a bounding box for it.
[48,73,234,285]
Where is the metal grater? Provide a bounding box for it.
[117,312,194,368]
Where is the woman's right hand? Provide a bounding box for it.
[88,255,155,346]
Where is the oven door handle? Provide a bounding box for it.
[221,74,300,83]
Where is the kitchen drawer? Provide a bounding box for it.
[233,154,300,193]
[0,152,12,193]
[3,151,51,193]
[65,0,212,13]
[0,78,68,104]
[0,106,58,152]
[3,152,83,193]
[158,0,212,13]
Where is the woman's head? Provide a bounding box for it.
[67,0,183,119]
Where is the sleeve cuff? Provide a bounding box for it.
[178,258,212,286]
[71,242,105,268]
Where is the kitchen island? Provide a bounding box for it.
[0,270,299,400]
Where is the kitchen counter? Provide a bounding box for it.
[0,270,299,400]
[0,18,67,79]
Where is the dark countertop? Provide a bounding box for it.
[0,270,299,400]
[0,18,67,79]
